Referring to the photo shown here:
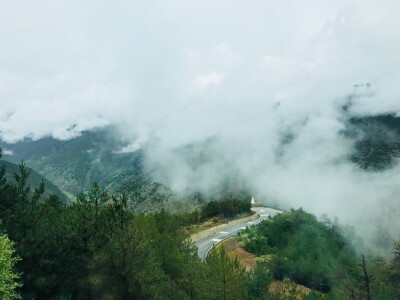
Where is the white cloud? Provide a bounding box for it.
[2,149,14,155]
[113,139,143,154]
[192,71,227,92]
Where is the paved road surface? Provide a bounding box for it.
[195,207,279,260]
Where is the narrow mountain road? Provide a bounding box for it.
[195,207,281,260]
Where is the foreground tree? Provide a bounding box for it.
[384,241,400,296]
[347,255,374,300]
[0,149,358,299]
[203,247,247,299]
[245,261,273,300]
[0,231,21,299]
[393,241,400,268]
[0,147,21,299]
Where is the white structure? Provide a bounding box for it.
[251,196,255,205]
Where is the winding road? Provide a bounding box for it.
[195,207,280,260]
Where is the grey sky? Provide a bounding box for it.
[1,0,399,143]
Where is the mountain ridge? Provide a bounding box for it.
[0,159,69,202]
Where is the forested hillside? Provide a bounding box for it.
[0,160,69,202]
[2,0,400,298]
[1,128,148,196]
[2,145,400,299]
[237,209,400,298]
[0,127,251,212]
[2,112,400,214]
[0,146,256,299]
[343,113,400,170]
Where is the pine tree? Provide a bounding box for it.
[246,261,272,299]
[203,247,247,300]
[0,230,21,299]
[347,255,374,300]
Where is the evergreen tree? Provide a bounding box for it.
[203,247,247,300]
[246,261,272,299]
[346,255,374,300]
[0,230,21,299]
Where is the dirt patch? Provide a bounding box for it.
[218,239,315,299]
[218,238,257,271]
[269,281,312,300]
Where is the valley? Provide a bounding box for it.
[1,1,400,297]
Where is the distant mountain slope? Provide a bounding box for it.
[0,127,250,212]
[344,113,400,170]
[0,160,69,202]
[2,112,399,211]
[1,127,146,195]
[0,128,196,213]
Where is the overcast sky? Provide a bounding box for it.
[1,0,400,242]
[1,0,399,143]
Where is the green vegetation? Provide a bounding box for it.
[200,198,251,219]
[2,144,400,299]
[1,129,158,201]
[1,128,251,213]
[238,209,354,293]
[344,113,400,170]
[0,147,266,299]
[0,230,20,299]
[204,247,247,299]
[164,198,253,238]
[245,261,273,299]
[237,208,400,298]
[0,159,69,202]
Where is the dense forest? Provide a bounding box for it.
[0,147,255,299]
[237,209,400,299]
[344,113,400,170]
[200,198,251,219]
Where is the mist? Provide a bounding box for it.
[1,1,400,246]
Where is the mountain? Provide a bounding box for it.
[343,113,400,170]
[2,113,400,211]
[1,127,250,212]
[1,127,142,195]
[0,128,173,212]
[0,160,69,202]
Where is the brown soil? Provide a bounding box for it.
[218,237,257,271]
[218,238,317,299]
[269,281,313,300]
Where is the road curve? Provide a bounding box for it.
[194,207,279,260]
